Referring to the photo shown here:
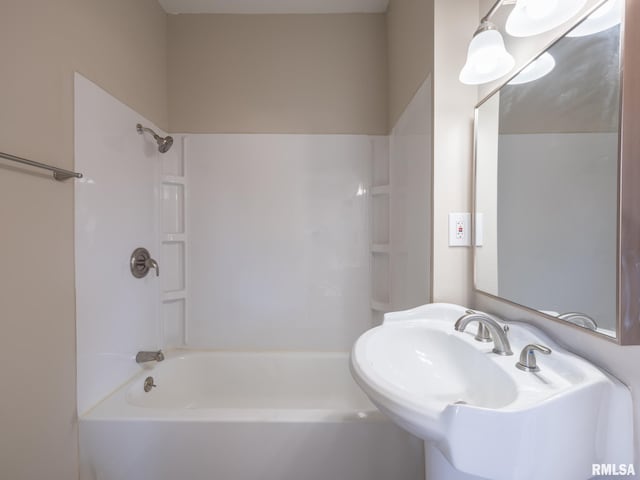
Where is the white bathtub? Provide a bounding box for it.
[79,350,423,480]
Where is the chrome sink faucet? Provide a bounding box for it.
[136,350,165,364]
[454,310,513,356]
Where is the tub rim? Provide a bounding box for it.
[81,349,386,424]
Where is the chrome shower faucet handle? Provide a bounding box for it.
[130,247,160,278]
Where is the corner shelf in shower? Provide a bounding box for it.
[163,290,186,302]
[163,175,186,185]
[160,136,189,348]
[371,137,391,318]
[371,182,391,316]
[163,233,186,243]
[371,243,390,253]
[371,185,390,196]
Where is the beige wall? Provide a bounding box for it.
[0,1,167,479]
[168,13,388,134]
[385,0,478,307]
[386,0,434,130]
[431,0,479,305]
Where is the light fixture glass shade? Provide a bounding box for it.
[506,0,588,37]
[567,0,622,37]
[508,52,556,85]
[459,29,515,85]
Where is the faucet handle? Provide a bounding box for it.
[464,309,489,340]
[516,344,551,372]
[145,257,160,277]
[475,322,492,342]
[130,247,160,278]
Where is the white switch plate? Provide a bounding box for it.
[449,213,471,247]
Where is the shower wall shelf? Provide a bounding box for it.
[164,233,186,242]
[370,137,391,320]
[371,185,390,196]
[0,150,83,181]
[160,136,188,348]
[163,290,186,302]
[371,243,390,253]
[163,175,186,185]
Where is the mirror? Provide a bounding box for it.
[474,10,623,337]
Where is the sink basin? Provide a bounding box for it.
[351,303,634,480]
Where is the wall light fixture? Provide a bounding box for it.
[459,21,515,85]
[460,0,590,85]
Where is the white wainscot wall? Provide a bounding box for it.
[370,77,433,325]
[389,77,433,311]
[75,73,165,415]
[186,134,377,351]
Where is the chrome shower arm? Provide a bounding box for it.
[136,124,161,140]
[136,123,173,153]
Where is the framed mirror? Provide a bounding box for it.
[473,0,640,344]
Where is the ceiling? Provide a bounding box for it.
[158,0,390,14]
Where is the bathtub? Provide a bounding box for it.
[79,350,423,480]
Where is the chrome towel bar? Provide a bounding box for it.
[0,150,83,181]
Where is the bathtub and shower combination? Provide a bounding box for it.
[76,75,421,480]
[79,350,423,480]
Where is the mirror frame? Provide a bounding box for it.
[472,0,640,344]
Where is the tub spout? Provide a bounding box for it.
[136,350,165,364]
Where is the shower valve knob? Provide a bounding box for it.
[130,247,160,278]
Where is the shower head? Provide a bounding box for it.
[157,135,173,154]
[136,124,173,154]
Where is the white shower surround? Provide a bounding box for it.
[370,77,433,322]
[75,75,387,402]
[74,74,382,406]
[74,70,434,403]
[185,134,379,351]
[74,73,429,480]
[75,73,165,414]
[388,77,432,310]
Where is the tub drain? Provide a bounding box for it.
[144,376,156,393]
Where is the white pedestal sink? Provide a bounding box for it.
[350,303,634,480]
